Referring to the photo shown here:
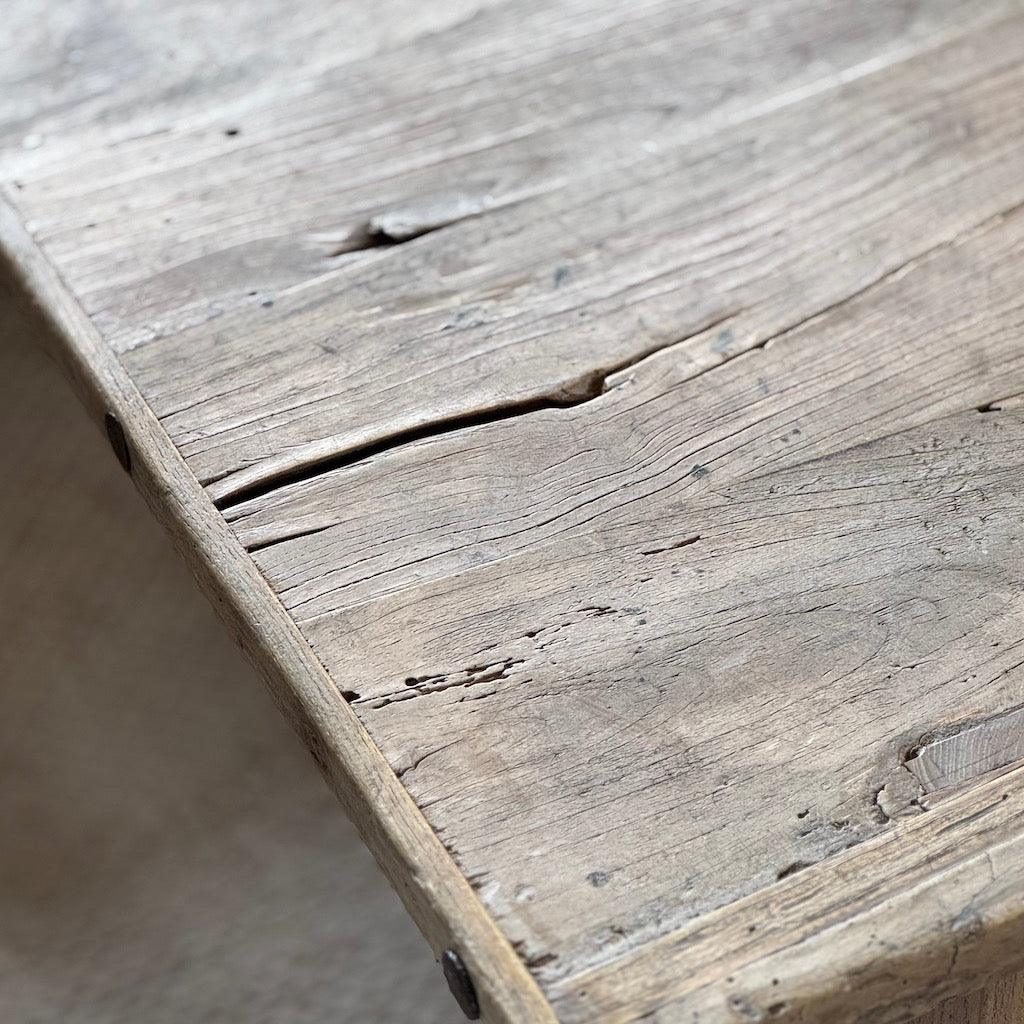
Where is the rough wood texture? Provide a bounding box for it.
[5,1,1024,1022]
[0,202,555,1024]
[0,307,459,1024]
[912,973,1024,1024]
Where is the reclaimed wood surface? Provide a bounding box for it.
[0,307,459,1024]
[914,974,1024,1024]
[4,1,1024,1021]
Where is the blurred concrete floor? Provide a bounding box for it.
[0,302,459,1023]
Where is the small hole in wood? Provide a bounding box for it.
[776,861,811,880]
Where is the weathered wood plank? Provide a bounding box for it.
[234,206,1024,614]
[548,763,1024,1023]
[0,196,557,1024]
[269,408,1024,980]
[142,9,1024,500]
[10,0,993,342]
[215,200,1024,993]
[912,973,1024,1024]
[6,3,1017,501]
[6,1,1024,1022]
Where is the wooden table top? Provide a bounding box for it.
[4,2,1024,1021]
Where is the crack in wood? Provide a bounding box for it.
[221,312,737,516]
[365,658,527,709]
[246,522,333,553]
[226,195,1024,525]
[639,534,701,557]
[320,192,499,257]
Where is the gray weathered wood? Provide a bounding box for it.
[908,710,1024,794]
[0,199,555,1024]
[4,1,1017,500]
[4,0,1024,1021]
[912,973,1024,1024]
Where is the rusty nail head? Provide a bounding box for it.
[104,412,131,473]
[442,949,480,1020]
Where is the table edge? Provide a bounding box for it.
[7,184,1024,1024]
[0,190,558,1024]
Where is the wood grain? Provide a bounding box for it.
[0,198,556,1024]
[0,309,460,1024]
[233,203,1024,614]
[6,0,1024,1021]
[5,1,1018,500]
[908,710,1024,794]
[128,9,1024,502]
[912,973,1024,1024]
[252,395,1024,983]
[548,761,1024,1023]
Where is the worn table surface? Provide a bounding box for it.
[4,2,1024,1022]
